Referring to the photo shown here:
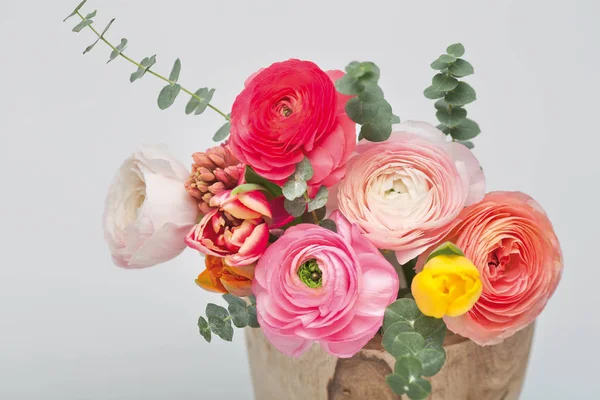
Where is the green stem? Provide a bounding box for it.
[75,12,230,121]
[303,192,320,225]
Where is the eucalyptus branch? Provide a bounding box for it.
[64,1,230,123]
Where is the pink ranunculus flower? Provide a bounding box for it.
[103,145,199,268]
[333,121,486,264]
[185,190,271,267]
[253,212,399,358]
[416,192,563,345]
[229,59,356,189]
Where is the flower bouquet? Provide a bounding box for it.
[65,2,563,399]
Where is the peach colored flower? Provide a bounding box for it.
[333,121,485,264]
[196,255,254,297]
[417,191,563,345]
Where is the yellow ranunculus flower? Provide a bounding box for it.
[411,254,482,319]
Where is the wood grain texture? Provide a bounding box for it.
[245,323,534,400]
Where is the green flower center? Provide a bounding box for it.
[298,259,322,288]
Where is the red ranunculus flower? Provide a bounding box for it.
[229,59,356,189]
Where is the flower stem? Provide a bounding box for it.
[303,192,320,225]
[75,12,230,122]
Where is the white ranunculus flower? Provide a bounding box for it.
[103,145,199,268]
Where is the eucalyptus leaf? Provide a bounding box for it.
[320,219,337,233]
[357,85,385,103]
[213,122,231,142]
[448,59,474,77]
[449,118,481,140]
[169,58,181,83]
[431,73,459,92]
[84,10,97,19]
[335,74,363,96]
[247,295,257,306]
[436,106,467,127]
[108,38,127,63]
[434,99,449,111]
[295,157,314,181]
[390,332,425,358]
[426,242,465,262]
[360,117,392,142]
[405,378,432,400]
[390,114,401,124]
[386,374,409,395]
[417,347,446,376]
[457,140,474,149]
[424,86,446,100]
[307,186,328,212]
[247,305,259,328]
[244,166,282,198]
[414,316,446,347]
[72,19,93,33]
[384,298,422,331]
[198,316,211,343]
[228,303,249,328]
[284,197,307,218]
[282,179,307,201]
[63,0,87,22]
[206,303,233,342]
[157,84,181,110]
[445,82,476,106]
[430,54,456,70]
[222,294,247,308]
[394,354,423,380]
[382,321,414,353]
[130,55,157,83]
[446,43,465,58]
[83,18,114,54]
[190,88,216,115]
[302,206,326,223]
[345,97,379,124]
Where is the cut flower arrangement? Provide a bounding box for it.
[65,2,563,399]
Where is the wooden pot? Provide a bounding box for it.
[245,324,534,400]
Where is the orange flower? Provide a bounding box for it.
[196,255,255,297]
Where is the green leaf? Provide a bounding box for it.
[72,19,93,33]
[446,43,465,58]
[430,54,456,70]
[457,140,474,149]
[448,59,474,77]
[445,82,476,106]
[83,18,114,54]
[431,74,459,92]
[436,106,467,128]
[434,99,449,112]
[336,62,381,95]
[130,55,157,83]
[335,74,363,96]
[284,197,307,218]
[417,347,446,377]
[206,303,233,342]
[449,118,481,141]
[84,10,96,19]
[424,86,446,100]
[157,84,181,110]
[320,219,337,233]
[406,378,432,400]
[302,206,326,223]
[222,294,247,308]
[382,321,414,353]
[228,303,249,328]
[247,295,256,306]
[390,114,401,124]
[414,316,446,347]
[247,305,259,328]
[426,241,465,262]
[389,332,425,358]
[307,186,328,212]
[394,355,423,380]
[386,374,409,395]
[357,85,385,103]
[198,316,211,343]
[184,88,215,115]
[384,298,421,331]
[108,38,128,63]
[169,58,181,83]
[295,157,314,182]
[244,166,283,198]
[231,183,267,196]
[282,179,307,201]
[345,97,379,125]
[360,117,392,142]
[212,121,231,142]
[63,0,87,22]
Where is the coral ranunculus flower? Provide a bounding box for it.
[196,255,254,297]
[417,191,563,345]
[412,254,482,319]
[229,59,356,188]
[253,212,399,358]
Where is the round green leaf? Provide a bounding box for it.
[450,118,481,141]
[222,294,247,308]
[157,84,181,110]
[386,374,409,395]
[436,106,467,127]
[394,354,423,379]
[417,346,447,377]
[346,97,379,124]
[360,118,392,142]
[206,303,233,342]
[406,377,432,400]
[446,43,465,58]
[382,321,414,353]
[457,140,474,149]
[390,332,425,358]
[320,219,337,233]
[384,298,421,331]
[307,186,328,212]
[424,86,446,100]
[198,316,211,343]
[295,157,314,181]
[445,82,476,106]
[431,73,459,92]
[247,305,259,328]
[213,122,231,142]
[169,58,181,83]
[282,179,307,201]
[284,197,307,218]
[357,85,385,103]
[228,303,249,328]
[414,316,446,347]
[448,59,474,77]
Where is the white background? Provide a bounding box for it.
[1,0,598,398]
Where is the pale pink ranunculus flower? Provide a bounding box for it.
[333,121,485,264]
[103,145,199,268]
[252,212,399,358]
[416,191,563,345]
